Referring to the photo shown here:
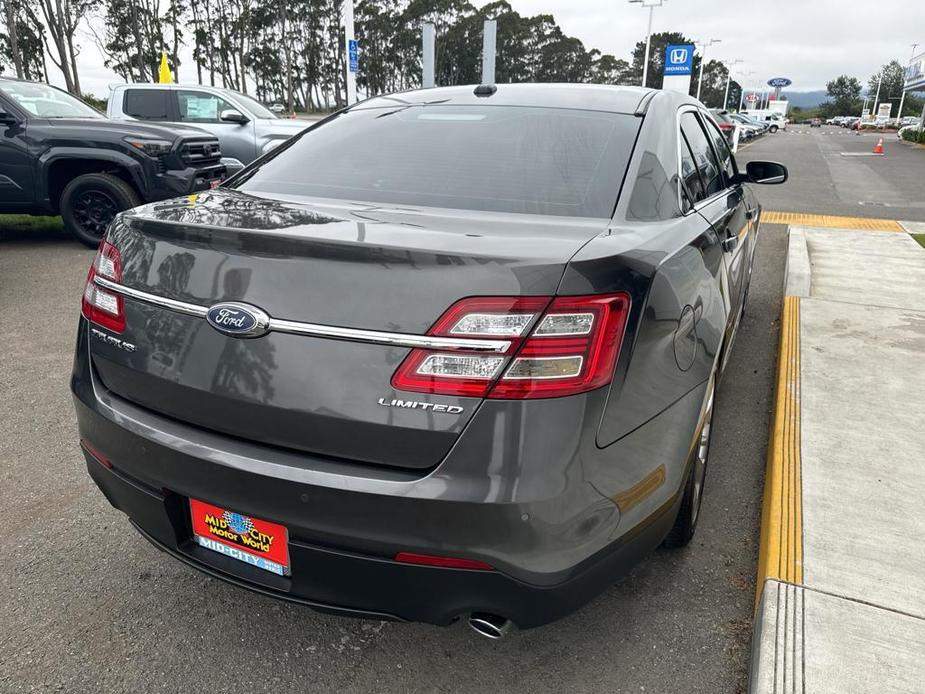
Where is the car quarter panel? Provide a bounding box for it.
[561,94,728,451]
[559,220,725,449]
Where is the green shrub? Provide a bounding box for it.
[80,93,108,113]
[900,127,924,143]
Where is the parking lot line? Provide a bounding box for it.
[756,295,803,609]
[762,211,903,231]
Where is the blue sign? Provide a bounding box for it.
[905,54,925,91]
[664,45,694,76]
[348,39,358,73]
[767,77,792,88]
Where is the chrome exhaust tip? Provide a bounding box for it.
[468,613,512,639]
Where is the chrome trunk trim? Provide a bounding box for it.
[92,277,512,353]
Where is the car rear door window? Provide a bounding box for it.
[177,91,235,123]
[703,116,736,182]
[680,112,724,199]
[123,89,170,121]
[678,131,704,210]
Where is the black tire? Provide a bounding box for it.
[60,173,140,247]
[663,387,714,548]
[769,124,778,133]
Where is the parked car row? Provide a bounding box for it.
[709,108,781,145]
[833,116,861,129]
[828,114,919,130]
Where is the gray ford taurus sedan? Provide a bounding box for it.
[72,83,786,637]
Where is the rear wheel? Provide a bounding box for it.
[769,124,778,133]
[663,386,714,548]
[61,173,140,247]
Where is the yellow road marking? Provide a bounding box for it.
[762,211,903,231]
[756,295,803,609]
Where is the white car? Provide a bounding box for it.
[269,103,286,114]
[745,111,788,132]
[107,84,306,172]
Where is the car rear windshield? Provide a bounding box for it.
[232,105,639,218]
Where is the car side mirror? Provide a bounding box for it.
[0,109,17,125]
[220,109,249,125]
[744,160,788,185]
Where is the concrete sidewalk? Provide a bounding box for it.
[749,224,925,693]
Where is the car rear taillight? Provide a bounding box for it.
[391,293,631,400]
[80,438,113,469]
[81,241,125,333]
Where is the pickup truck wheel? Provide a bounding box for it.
[61,173,140,247]
[769,124,779,133]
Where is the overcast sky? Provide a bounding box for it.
[62,0,923,97]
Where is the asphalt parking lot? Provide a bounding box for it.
[737,125,925,219]
[6,122,922,692]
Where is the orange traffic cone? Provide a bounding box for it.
[873,137,884,154]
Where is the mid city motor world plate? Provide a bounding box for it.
[190,498,290,576]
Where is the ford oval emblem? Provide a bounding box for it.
[206,302,270,338]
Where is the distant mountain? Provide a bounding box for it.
[782,90,828,108]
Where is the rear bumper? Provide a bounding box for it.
[72,320,688,628]
[83,448,678,628]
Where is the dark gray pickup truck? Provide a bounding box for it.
[0,76,224,246]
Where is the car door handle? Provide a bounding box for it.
[722,230,738,251]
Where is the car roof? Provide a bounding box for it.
[355,83,693,116]
[111,82,247,95]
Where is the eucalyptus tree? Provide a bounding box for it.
[1,0,47,79]
[21,0,97,93]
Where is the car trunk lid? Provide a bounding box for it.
[87,189,606,470]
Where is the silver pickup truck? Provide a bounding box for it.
[107,84,310,174]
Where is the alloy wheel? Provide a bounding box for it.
[72,190,118,241]
[690,388,714,527]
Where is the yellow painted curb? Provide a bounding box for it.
[756,295,803,608]
[763,211,903,232]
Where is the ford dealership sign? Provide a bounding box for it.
[767,77,792,88]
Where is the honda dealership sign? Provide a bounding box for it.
[904,51,925,92]
[663,44,694,94]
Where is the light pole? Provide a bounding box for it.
[722,59,742,110]
[872,68,883,119]
[694,38,721,101]
[629,0,667,88]
[897,43,918,121]
[738,71,754,111]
